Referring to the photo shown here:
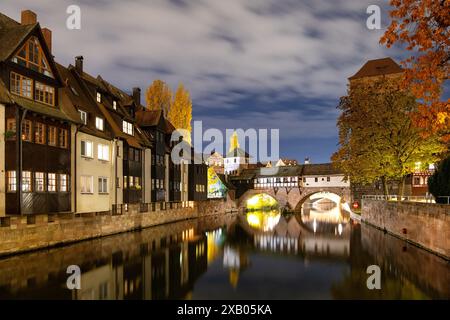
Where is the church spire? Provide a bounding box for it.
[229,131,240,153]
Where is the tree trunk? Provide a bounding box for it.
[381,176,389,196]
[397,176,406,201]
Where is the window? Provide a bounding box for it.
[59,129,68,148]
[11,36,53,77]
[10,72,32,98]
[35,123,46,144]
[315,177,318,183]
[48,173,56,192]
[59,174,68,192]
[134,149,140,162]
[152,179,155,189]
[135,177,140,188]
[6,119,16,140]
[96,92,101,103]
[22,120,32,142]
[80,176,93,194]
[79,110,87,125]
[95,117,104,131]
[98,144,110,161]
[327,177,331,182]
[7,171,16,192]
[123,176,128,189]
[81,140,93,158]
[129,176,134,188]
[122,120,133,135]
[113,101,117,110]
[98,177,108,194]
[35,82,55,106]
[48,126,57,146]
[35,172,45,192]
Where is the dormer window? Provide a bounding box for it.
[11,36,54,78]
[95,117,104,131]
[113,100,117,110]
[122,120,133,135]
[96,91,101,103]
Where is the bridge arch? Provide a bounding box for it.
[238,187,351,212]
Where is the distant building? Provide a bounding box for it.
[224,131,251,175]
[206,151,224,174]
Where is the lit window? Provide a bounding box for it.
[59,129,68,148]
[96,92,101,103]
[98,144,110,161]
[10,72,32,98]
[22,120,32,142]
[113,100,117,110]
[80,175,93,194]
[98,177,108,194]
[59,174,68,192]
[122,121,133,135]
[48,173,56,192]
[135,177,140,188]
[35,172,45,192]
[35,123,46,144]
[123,176,128,189]
[129,176,134,188]
[96,117,104,131]
[35,82,55,106]
[79,110,87,125]
[48,126,57,146]
[81,140,93,158]
[7,171,16,192]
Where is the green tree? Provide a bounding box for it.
[428,157,450,204]
[332,77,444,197]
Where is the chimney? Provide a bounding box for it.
[132,87,141,106]
[21,10,37,25]
[304,157,310,165]
[41,28,52,53]
[75,56,83,74]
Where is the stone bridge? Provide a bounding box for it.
[237,186,352,212]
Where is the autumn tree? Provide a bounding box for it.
[145,79,172,116]
[380,0,450,141]
[168,83,192,141]
[332,77,444,197]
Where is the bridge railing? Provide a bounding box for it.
[362,195,450,204]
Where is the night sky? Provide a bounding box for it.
[2,0,448,163]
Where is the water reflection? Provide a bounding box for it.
[0,210,447,300]
[246,209,281,232]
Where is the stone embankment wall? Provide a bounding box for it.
[361,199,450,259]
[0,198,238,256]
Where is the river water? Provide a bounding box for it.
[0,206,448,300]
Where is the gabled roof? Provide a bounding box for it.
[349,57,403,80]
[136,109,164,127]
[0,12,36,62]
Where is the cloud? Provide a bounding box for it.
[1,0,399,161]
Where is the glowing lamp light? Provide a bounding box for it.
[352,202,359,209]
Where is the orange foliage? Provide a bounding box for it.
[380,0,449,141]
